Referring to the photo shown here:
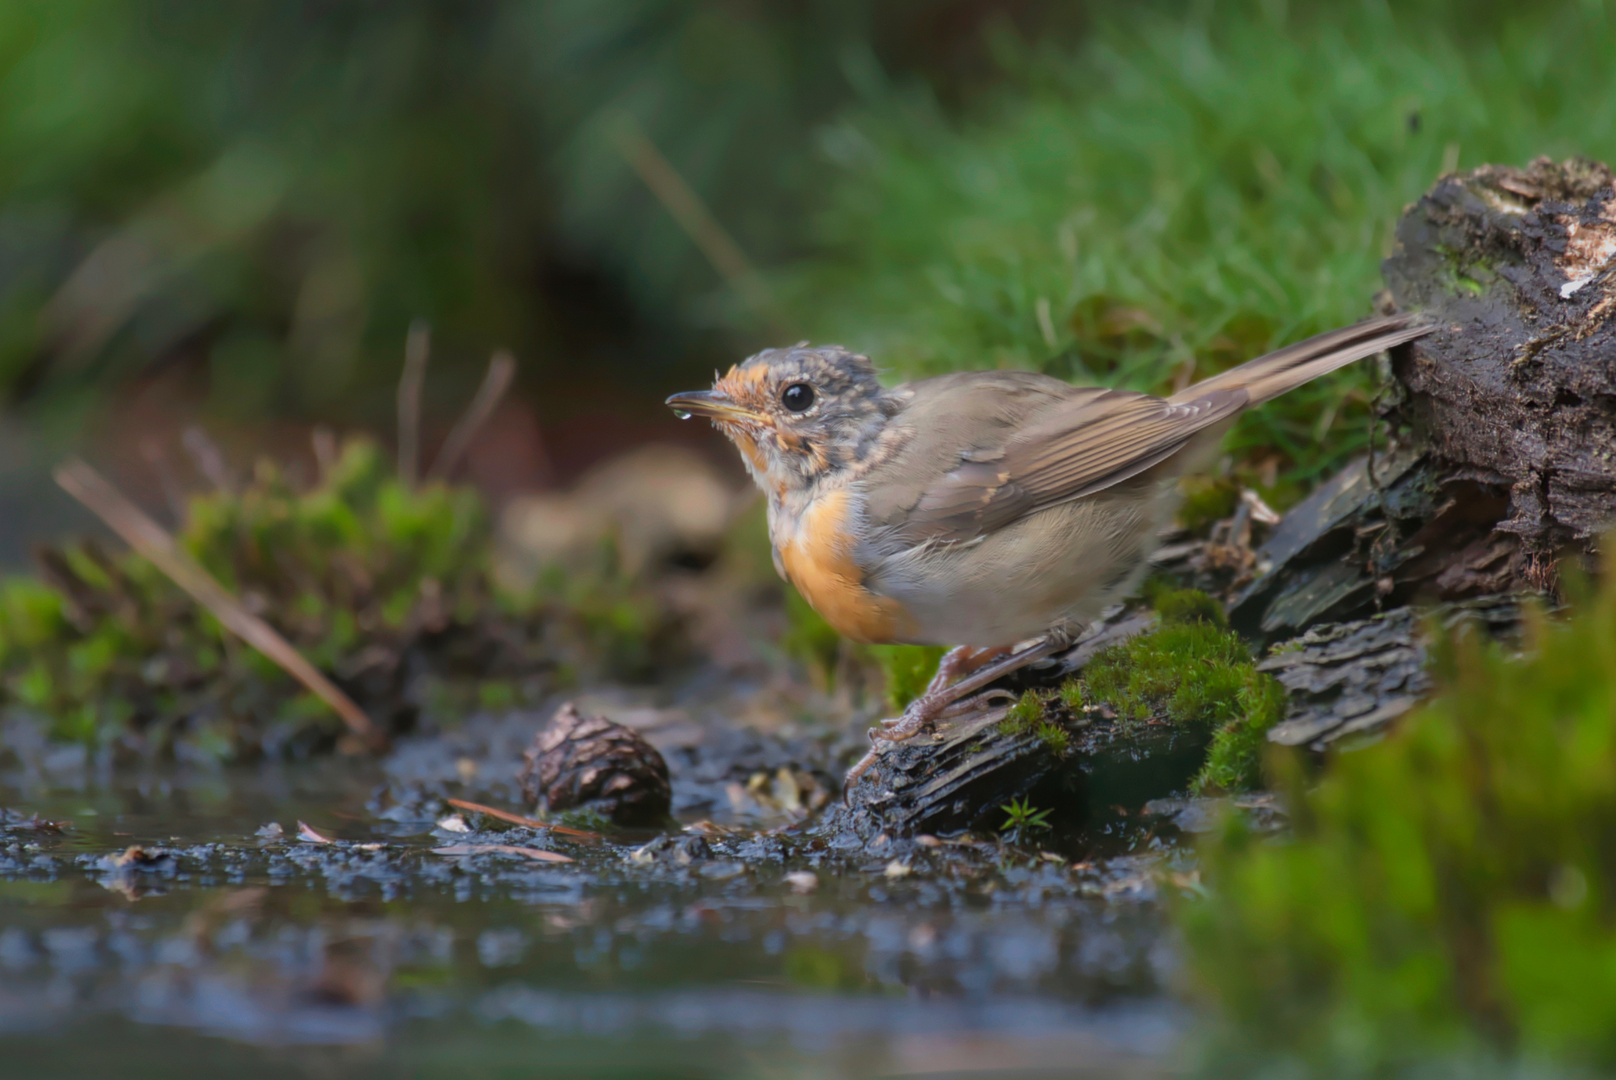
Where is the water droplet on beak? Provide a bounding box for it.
[672,408,692,420]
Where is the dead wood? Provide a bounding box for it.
[1233,157,1616,642]
[823,610,1171,847]
[1259,593,1534,751]
[824,694,1212,850]
[1384,156,1616,552]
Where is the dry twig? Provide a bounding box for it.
[397,319,430,487]
[431,843,573,864]
[613,115,791,337]
[426,349,516,482]
[182,425,236,493]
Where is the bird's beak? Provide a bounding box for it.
[665,389,756,422]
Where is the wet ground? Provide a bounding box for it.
[0,694,1202,1079]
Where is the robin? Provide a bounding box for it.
[666,313,1431,789]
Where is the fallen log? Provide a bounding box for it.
[821,611,1170,848]
[1234,157,1615,641]
[1386,156,1616,550]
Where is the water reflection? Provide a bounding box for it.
[0,738,1188,1076]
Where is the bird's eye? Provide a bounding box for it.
[780,383,816,412]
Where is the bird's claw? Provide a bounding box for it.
[840,635,1069,803]
[842,687,1015,801]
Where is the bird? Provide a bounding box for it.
[666,313,1431,791]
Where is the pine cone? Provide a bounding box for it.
[518,702,671,825]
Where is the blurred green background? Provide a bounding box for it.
[0,0,1612,531]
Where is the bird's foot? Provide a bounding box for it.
[840,635,1072,800]
[842,687,961,797]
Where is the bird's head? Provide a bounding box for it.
[666,344,894,496]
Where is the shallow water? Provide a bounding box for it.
[0,709,1193,1079]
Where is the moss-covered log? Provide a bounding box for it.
[820,682,1215,852]
[827,596,1287,848]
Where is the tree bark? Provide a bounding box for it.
[1384,156,1616,551]
[1233,157,1616,642]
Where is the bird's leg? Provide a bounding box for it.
[843,629,1077,796]
[875,644,1010,729]
[878,635,1067,742]
[936,687,1017,720]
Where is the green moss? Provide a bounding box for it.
[1195,676,1287,793]
[788,2,1616,493]
[1085,621,1249,727]
[1057,678,1084,712]
[476,681,518,710]
[1180,560,1616,1071]
[995,688,1072,756]
[1080,588,1280,792]
[1033,719,1070,758]
[0,434,679,760]
[1151,587,1230,629]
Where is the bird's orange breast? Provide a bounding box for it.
[777,488,916,645]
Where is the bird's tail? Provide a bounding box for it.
[1171,313,1432,408]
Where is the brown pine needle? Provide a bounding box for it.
[53,458,386,750]
[445,798,602,841]
[431,843,573,864]
[181,425,236,493]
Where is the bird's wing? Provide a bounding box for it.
[889,385,1248,545]
[865,314,1431,552]
[857,370,1091,528]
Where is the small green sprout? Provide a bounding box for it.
[1000,796,1053,844]
[1057,678,1084,711]
[997,689,1071,754]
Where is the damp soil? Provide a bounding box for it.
[0,681,1208,1080]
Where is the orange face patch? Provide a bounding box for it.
[710,363,791,489]
[715,362,770,405]
[777,489,916,645]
